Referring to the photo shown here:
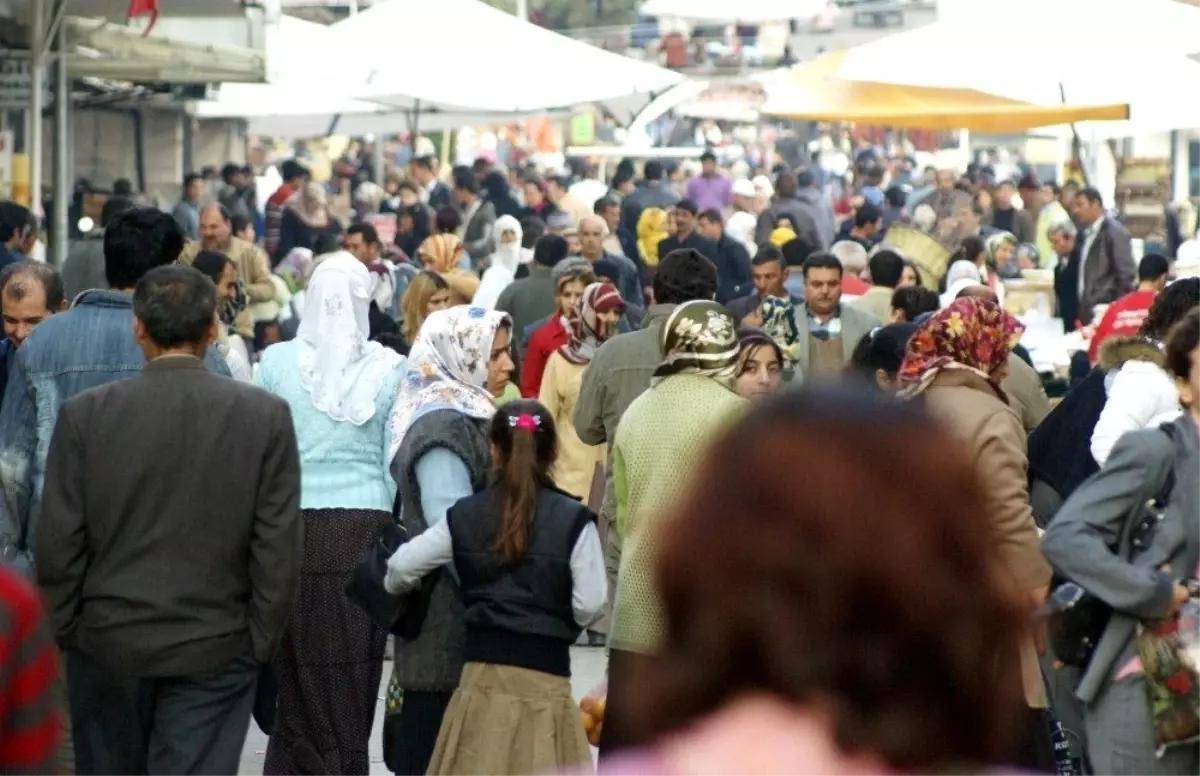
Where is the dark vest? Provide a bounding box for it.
[390,409,491,692]
[447,484,594,677]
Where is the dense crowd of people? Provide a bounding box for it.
[0,144,1195,776]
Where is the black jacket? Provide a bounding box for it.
[710,234,753,304]
[448,484,594,677]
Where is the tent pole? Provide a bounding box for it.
[410,100,421,152]
[28,0,45,213]
[1059,82,1090,188]
[52,8,69,266]
[326,114,342,136]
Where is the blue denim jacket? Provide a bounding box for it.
[0,290,230,566]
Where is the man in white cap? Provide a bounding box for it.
[726,178,759,256]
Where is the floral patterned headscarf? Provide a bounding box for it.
[417,233,465,273]
[652,300,740,390]
[387,305,511,461]
[559,282,624,366]
[757,296,800,369]
[897,297,1024,401]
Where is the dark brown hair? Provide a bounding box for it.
[488,399,557,564]
[1165,307,1199,383]
[625,390,1027,769]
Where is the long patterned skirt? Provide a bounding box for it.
[264,508,392,775]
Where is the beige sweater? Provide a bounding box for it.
[179,236,275,338]
[538,352,606,500]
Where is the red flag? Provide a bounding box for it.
[127,0,159,36]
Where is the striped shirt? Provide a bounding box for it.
[0,565,60,773]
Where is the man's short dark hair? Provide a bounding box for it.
[698,208,722,225]
[653,248,717,305]
[533,234,569,268]
[547,175,569,192]
[801,251,844,279]
[854,203,882,229]
[230,213,252,237]
[347,221,381,246]
[1045,182,1062,196]
[612,170,634,189]
[796,169,816,189]
[220,163,241,183]
[889,285,939,323]
[0,260,64,311]
[594,196,619,215]
[280,159,309,182]
[104,207,186,289]
[1138,253,1170,283]
[753,244,785,269]
[113,178,134,196]
[1165,308,1199,383]
[412,156,436,172]
[699,150,716,164]
[451,166,479,194]
[313,232,342,256]
[191,250,232,284]
[781,237,816,268]
[0,202,33,242]
[884,185,907,209]
[674,198,699,216]
[1076,186,1103,206]
[643,160,664,182]
[868,249,906,288]
[134,265,217,349]
[183,172,203,190]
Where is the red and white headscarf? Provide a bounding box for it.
[559,282,624,365]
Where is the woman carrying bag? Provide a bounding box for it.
[1042,309,1200,775]
[385,399,606,775]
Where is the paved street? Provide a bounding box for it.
[238,646,609,775]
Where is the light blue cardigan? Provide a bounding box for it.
[256,341,405,512]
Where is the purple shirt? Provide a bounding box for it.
[686,174,732,213]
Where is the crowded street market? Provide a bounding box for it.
[0,0,1197,774]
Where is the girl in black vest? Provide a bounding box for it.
[385,399,606,775]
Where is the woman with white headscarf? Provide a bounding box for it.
[256,253,407,776]
[382,305,516,775]
[940,259,984,308]
[472,215,524,309]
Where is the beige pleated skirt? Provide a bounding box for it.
[428,662,594,776]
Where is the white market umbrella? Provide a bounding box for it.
[338,0,684,114]
[828,0,1200,138]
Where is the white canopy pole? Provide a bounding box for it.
[28,0,45,215]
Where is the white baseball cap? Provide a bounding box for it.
[732,178,756,198]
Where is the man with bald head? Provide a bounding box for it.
[178,203,274,342]
[955,283,1051,432]
[578,214,643,325]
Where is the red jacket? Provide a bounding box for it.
[0,565,60,773]
[1088,289,1156,363]
[264,184,295,260]
[841,275,871,297]
[521,317,568,398]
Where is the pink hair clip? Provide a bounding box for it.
[511,413,539,432]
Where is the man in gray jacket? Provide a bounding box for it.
[1041,309,1199,775]
[60,196,134,301]
[453,166,496,267]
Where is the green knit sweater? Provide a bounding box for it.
[609,374,748,654]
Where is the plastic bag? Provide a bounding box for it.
[579,680,607,747]
[1136,600,1200,756]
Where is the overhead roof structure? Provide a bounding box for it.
[65,16,265,82]
[638,0,829,22]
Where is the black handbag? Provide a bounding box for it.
[1045,425,1177,668]
[344,519,439,642]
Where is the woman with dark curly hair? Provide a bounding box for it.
[605,389,1030,773]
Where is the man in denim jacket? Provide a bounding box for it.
[0,208,230,570]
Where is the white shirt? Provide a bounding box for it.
[385,514,607,628]
[1078,218,1103,298]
